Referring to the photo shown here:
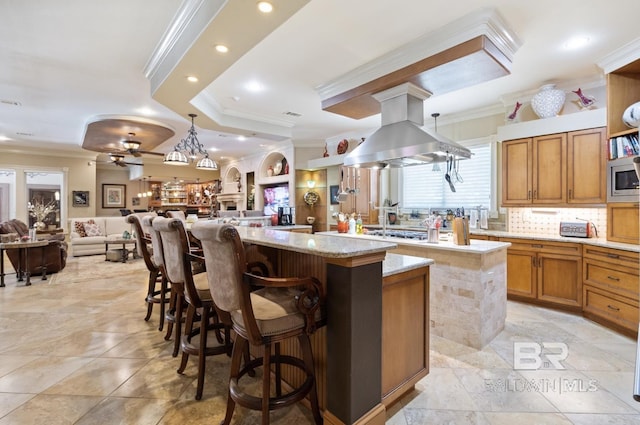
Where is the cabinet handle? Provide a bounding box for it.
[532,257,536,268]
[532,244,543,248]
[568,189,572,199]
[607,253,620,259]
[607,304,621,312]
[527,190,531,200]
[533,190,537,199]
[607,275,621,281]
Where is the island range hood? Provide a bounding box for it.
[343,83,471,168]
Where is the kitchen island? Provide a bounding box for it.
[319,231,510,349]
[233,227,432,424]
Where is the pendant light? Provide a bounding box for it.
[164,113,218,170]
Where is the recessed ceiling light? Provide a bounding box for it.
[257,1,273,13]
[215,44,229,53]
[0,135,10,141]
[136,107,155,116]
[187,76,199,83]
[245,80,264,92]
[209,147,219,152]
[237,135,247,141]
[563,36,590,50]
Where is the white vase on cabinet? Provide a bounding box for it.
[531,84,566,118]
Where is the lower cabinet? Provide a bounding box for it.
[582,245,639,337]
[501,238,582,310]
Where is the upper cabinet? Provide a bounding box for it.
[502,127,606,206]
[606,59,640,139]
[339,166,379,224]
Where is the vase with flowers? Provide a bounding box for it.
[27,197,59,230]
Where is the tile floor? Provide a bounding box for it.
[0,254,639,424]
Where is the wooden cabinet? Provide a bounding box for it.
[582,245,639,337]
[567,128,607,203]
[607,202,640,244]
[339,166,379,224]
[606,59,640,139]
[502,128,606,206]
[501,238,582,310]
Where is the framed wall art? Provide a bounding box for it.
[329,185,339,205]
[102,184,126,208]
[72,190,89,207]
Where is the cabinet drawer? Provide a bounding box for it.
[583,244,639,269]
[501,238,581,255]
[584,260,639,300]
[583,285,639,332]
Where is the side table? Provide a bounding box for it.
[104,238,138,263]
[0,240,50,287]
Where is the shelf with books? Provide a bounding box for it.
[608,131,639,160]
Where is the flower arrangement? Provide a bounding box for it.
[27,197,58,229]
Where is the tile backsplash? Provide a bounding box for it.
[508,207,607,238]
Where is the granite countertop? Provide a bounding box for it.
[316,231,511,254]
[470,229,640,253]
[233,226,396,258]
[383,253,434,277]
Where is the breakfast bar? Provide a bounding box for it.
[234,227,432,424]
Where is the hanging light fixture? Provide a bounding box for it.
[164,113,218,170]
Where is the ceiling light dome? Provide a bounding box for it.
[164,149,188,165]
[196,155,218,170]
[257,1,273,13]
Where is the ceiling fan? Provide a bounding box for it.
[98,154,143,167]
[117,132,165,157]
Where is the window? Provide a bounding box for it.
[400,140,495,210]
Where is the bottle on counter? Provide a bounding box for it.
[356,214,363,234]
[348,214,356,234]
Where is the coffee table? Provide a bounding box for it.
[104,238,138,263]
[0,240,50,286]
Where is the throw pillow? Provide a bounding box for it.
[83,221,102,237]
[74,219,95,237]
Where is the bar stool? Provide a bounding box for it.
[152,217,233,400]
[127,213,169,330]
[191,221,325,424]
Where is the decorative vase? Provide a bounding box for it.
[622,101,640,128]
[267,166,273,177]
[531,84,565,118]
[35,221,46,231]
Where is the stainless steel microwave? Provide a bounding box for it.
[607,156,640,202]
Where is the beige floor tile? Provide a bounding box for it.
[0,356,93,394]
[0,394,102,425]
[483,412,572,425]
[400,368,477,411]
[74,397,172,425]
[564,413,640,424]
[582,371,640,413]
[43,357,150,396]
[0,393,35,418]
[0,355,40,378]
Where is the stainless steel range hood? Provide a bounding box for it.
[344,83,471,168]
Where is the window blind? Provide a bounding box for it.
[401,143,491,208]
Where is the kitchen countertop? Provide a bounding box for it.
[316,231,510,254]
[360,224,639,253]
[233,226,397,258]
[382,253,434,277]
[469,229,640,253]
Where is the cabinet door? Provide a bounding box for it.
[533,133,566,204]
[502,138,532,205]
[607,202,640,244]
[537,253,581,308]
[506,250,536,299]
[355,168,371,219]
[567,128,606,204]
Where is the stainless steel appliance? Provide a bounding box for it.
[277,206,292,225]
[558,221,596,238]
[607,156,640,202]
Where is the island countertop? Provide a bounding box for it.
[383,253,434,277]
[316,231,511,253]
[233,226,397,258]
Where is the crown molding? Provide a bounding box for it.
[597,36,640,74]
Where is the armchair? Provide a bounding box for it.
[0,219,67,274]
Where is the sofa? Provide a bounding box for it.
[0,219,68,273]
[69,213,158,257]
[69,216,135,256]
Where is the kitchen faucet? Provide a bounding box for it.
[371,201,399,238]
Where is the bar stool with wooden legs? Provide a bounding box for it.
[191,221,325,424]
[152,217,233,400]
[144,215,184,357]
[126,213,170,330]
